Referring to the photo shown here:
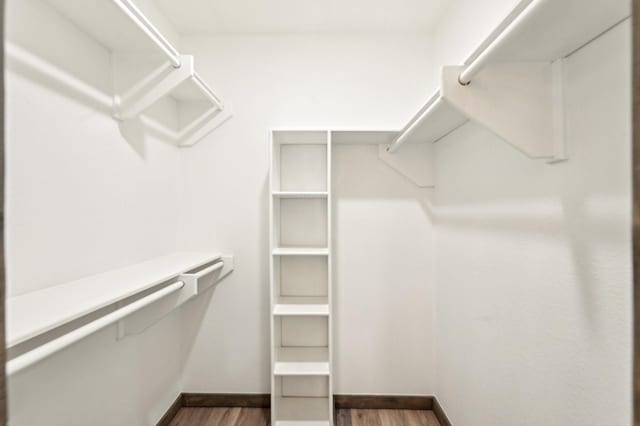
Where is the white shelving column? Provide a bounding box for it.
[270,130,333,426]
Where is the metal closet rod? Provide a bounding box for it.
[6,281,185,376]
[112,0,182,68]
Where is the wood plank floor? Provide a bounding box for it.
[167,407,441,426]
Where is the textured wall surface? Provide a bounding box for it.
[432,18,632,426]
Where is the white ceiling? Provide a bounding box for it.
[153,0,450,34]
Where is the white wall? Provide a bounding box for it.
[332,144,435,394]
[432,14,632,426]
[177,34,437,394]
[5,0,187,423]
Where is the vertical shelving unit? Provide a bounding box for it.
[270,131,333,426]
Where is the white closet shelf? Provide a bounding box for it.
[274,362,330,376]
[44,0,230,147]
[272,248,329,256]
[6,252,221,348]
[274,296,329,316]
[274,304,330,316]
[388,0,630,160]
[275,421,330,426]
[272,192,329,199]
[277,296,328,304]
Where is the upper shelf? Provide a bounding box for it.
[272,248,329,256]
[7,252,221,348]
[43,0,231,147]
[389,0,630,159]
[47,0,165,52]
[472,0,629,64]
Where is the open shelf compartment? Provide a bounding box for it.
[275,396,331,426]
[273,197,328,250]
[273,372,331,425]
[273,256,328,309]
[273,312,330,372]
[272,131,329,193]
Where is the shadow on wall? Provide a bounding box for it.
[332,143,436,393]
[178,284,221,372]
[433,115,630,324]
[332,143,436,218]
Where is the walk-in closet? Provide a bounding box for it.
[0,0,636,425]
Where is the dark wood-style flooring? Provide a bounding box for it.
[168,407,441,425]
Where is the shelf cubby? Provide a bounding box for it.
[273,255,328,300]
[274,374,331,425]
[272,248,329,256]
[272,131,329,193]
[386,0,629,163]
[273,197,328,249]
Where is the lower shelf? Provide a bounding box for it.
[272,248,329,256]
[276,396,330,423]
[274,361,330,376]
[274,303,330,316]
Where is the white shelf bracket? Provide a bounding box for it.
[441,60,567,162]
[378,142,434,187]
[116,255,234,340]
[113,54,195,121]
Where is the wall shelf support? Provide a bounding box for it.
[116,255,234,339]
[441,59,567,161]
[378,143,435,187]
